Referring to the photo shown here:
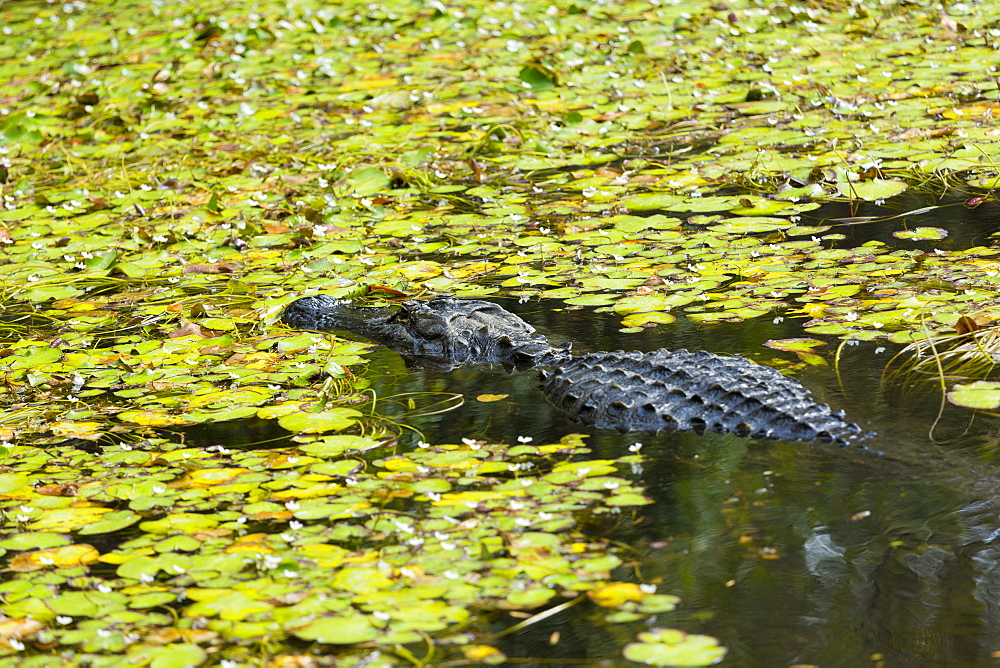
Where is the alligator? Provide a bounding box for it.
[282,294,869,445]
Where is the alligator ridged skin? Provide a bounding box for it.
[539,349,867,444]
[282,295,869,444]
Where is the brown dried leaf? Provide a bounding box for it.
[955,315,980,336]
[168,322,220,338]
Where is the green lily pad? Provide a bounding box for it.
[278,408,363,434]
[836,178,907,201]
[763,338,827,352]
[621,311,676,328]
[19,285,85,302]
[0,473,29,494]
[614,294,670,314]
[564,294,617,307]
[139,513,220,535]
[126,643,208,668]
[947,381,1000,409]
[708,217,790,234]
[288,614,380,644]
[77,510,141,535]
[298,435,381,457]
[893,227,948,240]
[623,628,727,666]
[0,532,70,551]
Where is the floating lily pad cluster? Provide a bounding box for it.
[0,434,660,664]
[2,0,1000,662]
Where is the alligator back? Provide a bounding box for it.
[384,296,562,369]
[540,349,867,444]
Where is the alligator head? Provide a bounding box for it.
[281,294,566,371]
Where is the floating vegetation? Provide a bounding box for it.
[0,434,658,664]
[2,0,1000,662]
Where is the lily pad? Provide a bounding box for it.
[893,227,948,240]
[278,408,363,434]
[836,179,908,201]
[297,435,381,456]
[623,628,727,666]
[287,614,380,644]
[947,381,1000,410]
[763,338,827,353]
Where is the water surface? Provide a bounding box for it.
[346,299,1000,667]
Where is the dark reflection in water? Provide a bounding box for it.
[799,187,1000,251]
[198,297,1000,666]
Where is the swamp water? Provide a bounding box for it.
[378,302,1000,667]
[171,191,1000,666]
[196,297,1000,666]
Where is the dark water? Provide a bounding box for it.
[202,296,1000,666]
[799,188,1000,252]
